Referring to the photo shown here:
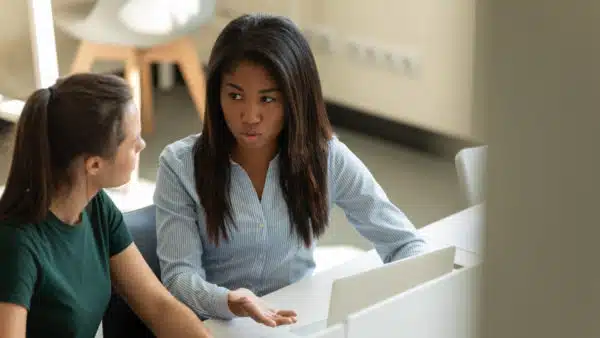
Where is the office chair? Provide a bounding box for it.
[54,0,216,134]
[102,204,158,338]
[455,146,488,207]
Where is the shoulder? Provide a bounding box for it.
[327,134,347,154]
[326,134,373,186]
[155,134,200,198]
[327,134,359,166]
[83,189,122,233]
[92,188,110,204]
[0,221,36,259]
[89,189,117,213]
[159,134,200,168]
[0,222,39,308]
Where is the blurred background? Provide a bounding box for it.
[0,0,479,251]
[2,1,599,338]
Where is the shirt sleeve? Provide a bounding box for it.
[154,146,236,320]
[0,226,38,310]
[97,190,133,257]
[330,138,428,262]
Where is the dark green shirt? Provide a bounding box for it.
[0,189,133,338]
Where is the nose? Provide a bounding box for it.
[241,103,261,124]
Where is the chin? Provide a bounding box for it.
[236,138,263,149]
[237,134,275,149]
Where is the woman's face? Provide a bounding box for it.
[220,61,285,152]
[87,101,146,189]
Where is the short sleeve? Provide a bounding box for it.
[0,226,38,309]
[97,190,133,256]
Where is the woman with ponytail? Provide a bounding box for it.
[0,73,211,338]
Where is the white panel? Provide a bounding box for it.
[346,265,481,338]
[327,246,455,326]
[27,0,59,88]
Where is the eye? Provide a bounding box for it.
[261,96,276,103]
[228,92,242,100]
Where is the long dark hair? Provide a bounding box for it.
[0,73,132,224]
[194,13,334,247]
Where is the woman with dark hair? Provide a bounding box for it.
[155,13,427,327]
[0,73,212,337]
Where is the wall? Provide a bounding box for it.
[0,0,478,141]
[477,0,600,337]
[208,0,478,141]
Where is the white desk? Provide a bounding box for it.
[419,204,484,267]
[203,205,485,337]
[203,250,383,337]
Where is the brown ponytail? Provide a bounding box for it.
[0,73,132,224]
[0,88,54,223]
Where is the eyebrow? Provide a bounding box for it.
[225,82,279,94]
[259,88,279,94]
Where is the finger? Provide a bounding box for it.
[245,302,277,327]
[276,310,298,318]
[256,313,277,327]
[273,315,296,326]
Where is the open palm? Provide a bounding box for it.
[228,288,297,327]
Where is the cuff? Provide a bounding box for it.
[210,286,237,320]
[390,240,428,261]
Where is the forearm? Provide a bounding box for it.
[110,245,214,338]
[388,238,428,261]
[165,272,237,320]
[351,202,428,262]
[150,294,212,338]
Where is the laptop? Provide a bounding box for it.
[344,264,482,338]
[289,246,456,336]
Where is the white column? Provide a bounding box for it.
[476,1,600,337]
[0,1,60,195]
[27,0,60,88]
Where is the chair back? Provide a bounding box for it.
[102,204,158,338]
[455,146,488,206]
[55,0,216,47]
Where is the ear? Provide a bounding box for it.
[84,155,103,176]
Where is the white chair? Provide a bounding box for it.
[455,146,487,207]
[54,0,216,134]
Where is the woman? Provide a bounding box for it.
[154,13,428,327]
[0,73,211,337]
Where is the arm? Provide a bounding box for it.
[154,149,235,320]
[109,243,211,337]
[331,139,427,262]
[0,230,37,338]
[0,303,26,338]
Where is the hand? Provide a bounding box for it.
[227,288,297,327]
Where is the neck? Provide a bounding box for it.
[232,143,278,169]
[50,183,98,225]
